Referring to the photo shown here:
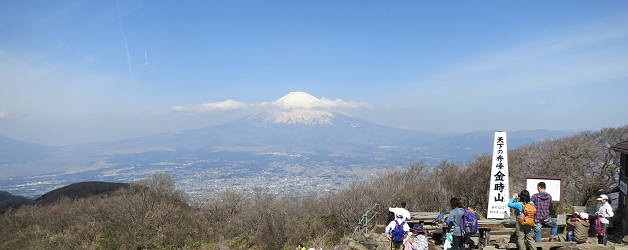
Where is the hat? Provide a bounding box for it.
[579,212,589,220]
[597,194,608,200]
[410,224,424,234]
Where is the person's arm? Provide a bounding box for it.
[581,220,589,227]
[507,197,521,211]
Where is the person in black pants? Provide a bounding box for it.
[449,197,465,250]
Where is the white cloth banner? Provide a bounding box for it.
[487,131,510,219]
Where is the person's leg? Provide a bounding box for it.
[566,231,573,241]
[524,225,535,250]
[451,235,464,250]
[533,221,543,242]
[602,223,608,245]
[516,223,526,250]
[464,234,474,249]
[548,218,558,240]
[393,242,403,250]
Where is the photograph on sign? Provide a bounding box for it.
[526,177,562,202]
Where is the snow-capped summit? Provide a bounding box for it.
[265,92,336,125]
[273,91,321,109]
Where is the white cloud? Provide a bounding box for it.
[172,92,369,114]
[0,109,6,119]
[172,99,248,112]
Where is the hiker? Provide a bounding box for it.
[296,243,306,250]
[566,212,590,244]
[508,190,536,250]
[595,194,614,245]
[448,197,465,250]
[389,201,411,222]
[530,182,558,242]
[462,207,479,249]
[407,225,428,250]
[385,213,410,250]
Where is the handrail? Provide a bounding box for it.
[353,203,380,237]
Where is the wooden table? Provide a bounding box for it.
[477,219,516,249]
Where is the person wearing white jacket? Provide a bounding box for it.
[595,194,614,245]
[389,201,412,221]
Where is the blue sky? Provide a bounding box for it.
[1,1,628,145]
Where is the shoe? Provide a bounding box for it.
[549,238,556,242]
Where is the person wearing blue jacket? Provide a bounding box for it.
[448,197,466,250]
[508,190,535,250]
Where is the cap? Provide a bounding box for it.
[579,212,589,219]
[597,194,608,200]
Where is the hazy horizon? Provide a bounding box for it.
[2,1,628,145]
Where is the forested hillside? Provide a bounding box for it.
[1,125,626,249]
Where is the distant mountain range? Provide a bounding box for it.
[0,114,574,178]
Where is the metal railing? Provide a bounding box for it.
[353,203,380,237]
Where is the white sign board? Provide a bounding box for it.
[526,178,562,202]
[487,131,510,219]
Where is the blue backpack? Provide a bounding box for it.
[391,221,406,243]
[460,210,478,235]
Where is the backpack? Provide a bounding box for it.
[518,202,536,226]
[391,221,406,243]
[460,210,478,235]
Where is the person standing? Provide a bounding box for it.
[530,182,558,242]
[389,201,411,222]
[595,194,614,245]
[448,197,465,250]
[508,190,536,250]
[385,214,410,250]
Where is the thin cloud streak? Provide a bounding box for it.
[417,19,628,98]
[116,0,132,78]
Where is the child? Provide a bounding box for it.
[566,212,590,244]
[566,212,579,242]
